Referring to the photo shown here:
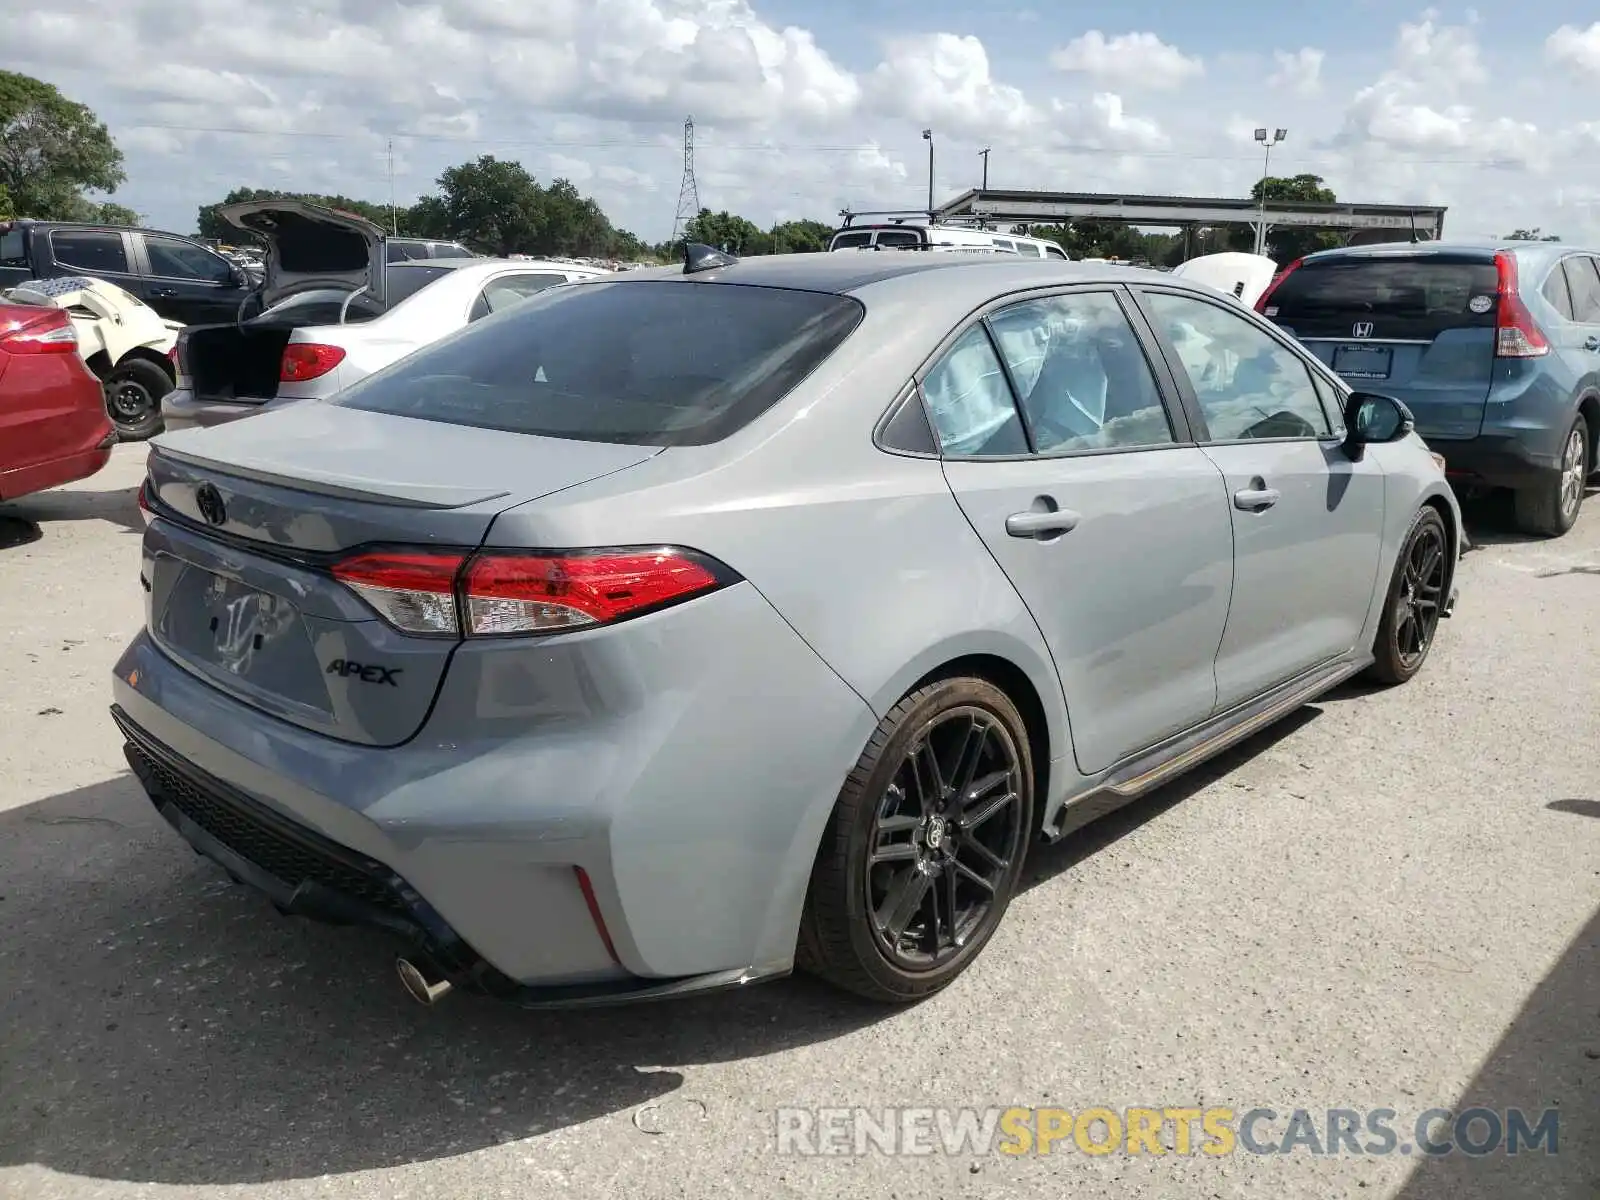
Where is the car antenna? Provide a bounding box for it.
[1408,209,1420,244]
[684,242,738,274]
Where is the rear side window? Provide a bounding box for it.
[1542,266,1576,319]
[331,280,864,446]
[1264,256,1499,339]
[875,229,922,249]
[1561,256,1600,323]
[0,228,24,267]
[51,230,129,275]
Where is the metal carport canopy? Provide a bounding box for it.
[934,188,1447,235]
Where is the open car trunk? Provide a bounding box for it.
[142,402,662,747]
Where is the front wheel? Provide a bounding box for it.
[103,358,172,442]
[1367,506,1450,686]
[797,677,1035,1003]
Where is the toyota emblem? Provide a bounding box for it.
[1351,321,1375,338]
[195,483,227,526]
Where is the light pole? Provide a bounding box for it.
[979,147,990,190]
[922,128,935,217]
[1253,127,1286,257]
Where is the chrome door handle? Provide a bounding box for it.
[1005,509,1081,538]
[1233,487,1281,511]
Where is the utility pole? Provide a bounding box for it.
[922,129,935,217]
[1252,127,1286,257]
[671,116,702,245]
[387,139,398,235]
[979,147,990,190]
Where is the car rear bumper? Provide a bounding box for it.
[160,387,271,433]
[1427,434,1561,492]
[109,582,877,1002]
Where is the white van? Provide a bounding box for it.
[829,223,1071,260]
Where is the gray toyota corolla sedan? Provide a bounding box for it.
[113,248,1462,1007]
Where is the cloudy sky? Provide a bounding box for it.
[12,1,1600,244]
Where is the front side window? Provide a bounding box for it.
[987,292,1174,453]
[920,325,1028,457]
[1145,291,1331,441]
[51,230,129,275]
[333,280,863,446]
[145,235,233,283]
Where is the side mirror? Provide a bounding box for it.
[1341,391,1415,462]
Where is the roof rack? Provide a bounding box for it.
[836,208,996,231]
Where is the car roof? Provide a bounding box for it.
[387,257,608,277]
[615,251,1161,297]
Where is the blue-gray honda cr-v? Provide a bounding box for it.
[1258,241,1599,536]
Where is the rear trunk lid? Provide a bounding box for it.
[1261,249,1501,440]
[142,402,661,746]
[221,199,387,309]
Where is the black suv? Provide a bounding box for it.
[0,219,257,325]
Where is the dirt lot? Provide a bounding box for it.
[1,444,1596,1199]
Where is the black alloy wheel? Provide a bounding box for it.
[797,677,1035,1003]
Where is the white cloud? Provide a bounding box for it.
[1547,22,1600,74]
[1268,48,1325,96]
[865,33,1036,138]
[1050,31,1203,92]
[3,0,1599,246]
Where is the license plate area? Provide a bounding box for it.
[157,565,332,716]
[1333,345,1393,380]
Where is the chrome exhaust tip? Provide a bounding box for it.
[396,957,453,1006]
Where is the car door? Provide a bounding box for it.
[135,232,249,324]
[927,287,1236,777]
[467,271,573,323]
[1133,287,1385,710]
[46,229,142,294]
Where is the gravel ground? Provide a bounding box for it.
[1,443,1596,1200]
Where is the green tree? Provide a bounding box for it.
[1506,227,1560,242]
[770,219,833,253]
[681,209,768,254]
[430,155,545,255]
[1248,174,1341,261]
[0,183,13,220]
[0,71,126,219]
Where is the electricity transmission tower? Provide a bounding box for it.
[671,116,701,244]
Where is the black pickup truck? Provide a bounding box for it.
[0,219,259,325]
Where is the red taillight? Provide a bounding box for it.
[1492,251,1549,359]
[136,479,155,525]
[1254,257,1302,314]
[280,342,346,382]
[0,307,78,354]
[463,550,722,635]
[329,547,730,637]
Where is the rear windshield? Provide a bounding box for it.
[331,280,864,446]
[386,264,454,305]
[830,230,873,250]
[1264,255,1500,340]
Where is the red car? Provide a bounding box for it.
[0,303,116,502]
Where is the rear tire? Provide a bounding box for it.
[797,677,1034,1003]
[103,358,171,442]
[1367,506,1450,686]
[1512,415,1587,537]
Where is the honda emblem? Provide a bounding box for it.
[1351,321,1375,338]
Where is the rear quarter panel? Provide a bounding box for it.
[482,293,1076,803]
[1357,435,1463,645]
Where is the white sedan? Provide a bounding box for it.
[164,256,611,431]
